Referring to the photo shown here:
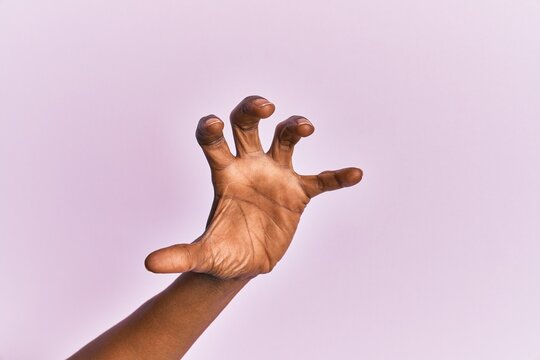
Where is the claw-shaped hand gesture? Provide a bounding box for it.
[145,96,362,279]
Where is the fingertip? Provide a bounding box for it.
[242,96,275,119]
[257,102,276,119]
[205,118,224,135]
[144,252,161,273]
[252,97,271,107]
[296,119,315,137]
[339,167,363,186]
[200,114,224,131]
[197,115,225,145]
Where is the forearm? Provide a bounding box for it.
[69,272,250,360]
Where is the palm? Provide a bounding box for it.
[203,156,306,278]
[145,96,362,279]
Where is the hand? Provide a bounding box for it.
[145,96,363,279]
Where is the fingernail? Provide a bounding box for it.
[253,98,272,108]
[297,118,311,126]
[206,118,221,126]
[297,122,315,137]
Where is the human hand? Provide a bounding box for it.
[145,96,362,279]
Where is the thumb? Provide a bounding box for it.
[144,243,205,273]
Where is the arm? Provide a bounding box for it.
[69,95,362,359]
[69,273,248,359]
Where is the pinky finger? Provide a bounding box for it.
[300,167,363,198]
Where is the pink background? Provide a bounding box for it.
[1,1,540,359]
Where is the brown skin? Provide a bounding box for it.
[69,96,362,359]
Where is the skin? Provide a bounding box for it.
[69,96,362,359]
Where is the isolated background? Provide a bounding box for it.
[1,1,539,359]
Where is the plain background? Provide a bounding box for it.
[1,1,539,359]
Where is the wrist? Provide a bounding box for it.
[199,272,252,294]
[168,272,251,299]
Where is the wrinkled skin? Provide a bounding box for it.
[145,96,362,279]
